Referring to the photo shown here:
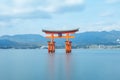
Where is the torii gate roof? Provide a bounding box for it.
[42,28,79,34]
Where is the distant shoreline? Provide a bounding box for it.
[0,47,120,49]
[1,44,120,49]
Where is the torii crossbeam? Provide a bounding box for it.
[42,28,79,53]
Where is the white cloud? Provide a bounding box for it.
[100,11,113,17]
[0,21,8,27]
[4,0,84,12]
[100,24,120,31]
[36,0,84,13]
[0,0,85,21]
[105,0,120,4]
[0,19,23,28]
[78,21,120,33]
[13,0,29,7]
[65,0,84,5]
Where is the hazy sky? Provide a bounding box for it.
[0,0,120,36]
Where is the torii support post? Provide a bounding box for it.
[48,34,55,53]
[42,28,79,53]
[65,41,72,53]
[65,33,72,53]
[48,41,55,53]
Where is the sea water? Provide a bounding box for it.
[0,49,120,80]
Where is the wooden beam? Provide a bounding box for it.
[45,32,75,34]
[46,36,75,38]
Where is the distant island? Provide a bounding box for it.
[0,30,120,49]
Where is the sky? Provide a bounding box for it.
[0,0,120,36]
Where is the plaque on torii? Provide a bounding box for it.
[42,28,79,53]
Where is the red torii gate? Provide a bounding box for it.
[42,28,79,53]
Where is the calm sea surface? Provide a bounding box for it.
[0,49,120,80]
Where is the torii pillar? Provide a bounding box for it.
[42,28,79,53]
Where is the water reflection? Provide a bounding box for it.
[48,53,71,80]
[65,53,71,80]
[1,49,120,80]
[48,53,55,80]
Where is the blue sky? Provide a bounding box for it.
[0,0,120,36]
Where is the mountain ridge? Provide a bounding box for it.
[0,31,120,49]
